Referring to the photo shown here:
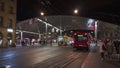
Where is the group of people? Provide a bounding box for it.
[18,38,53,46]
[99,38,120,61]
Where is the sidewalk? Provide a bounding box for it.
[81,46,120,68]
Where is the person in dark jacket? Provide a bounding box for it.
[114,39,119,54]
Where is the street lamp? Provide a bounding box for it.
[40,12,44,16]
[95,20,98,41]
[74,9,78,14]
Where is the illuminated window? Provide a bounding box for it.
[0,16,3,26]
[0,2,4,11]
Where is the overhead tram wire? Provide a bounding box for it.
[39,0,65,15]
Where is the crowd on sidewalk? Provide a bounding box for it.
[15,38,55,47]
[98,38,120,61]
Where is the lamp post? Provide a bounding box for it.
[59,16,62,36]
[40,12,48,35]
[19,27,23,46]
[35,19,41,38]
[95,20,98,46]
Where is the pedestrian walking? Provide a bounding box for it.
[118,39,120,62]
[106,39,114,60]
[99,39,106,60]
[114,39,119,54]
[50,39,52,46]
[113,39,120,61]
[21,40,25,46]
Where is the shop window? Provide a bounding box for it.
[7,33,12,46]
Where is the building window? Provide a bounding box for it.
[110,32,113,37]
[115,34,118,37]
[8,19,12,28]
[0,16,3,26]
[105,33,108,37]
[0,2,4,11]
[9,6,14,14]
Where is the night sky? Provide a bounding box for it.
[17,0,120,23]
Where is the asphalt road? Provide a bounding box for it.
[0,45,89,68]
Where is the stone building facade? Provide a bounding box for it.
[0,0,16,47]
[97,21,120,40]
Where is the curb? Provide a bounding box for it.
[81,52,91,68]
